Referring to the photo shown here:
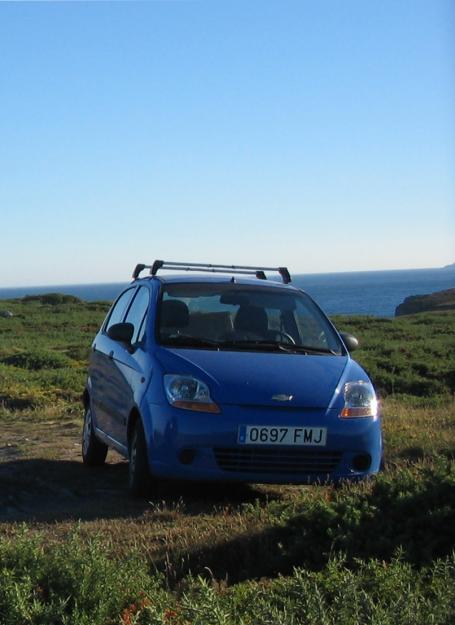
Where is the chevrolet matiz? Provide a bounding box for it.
[82,261,382,495]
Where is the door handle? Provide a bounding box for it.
[109,351,114,359]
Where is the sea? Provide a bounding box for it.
[0,266,454,318]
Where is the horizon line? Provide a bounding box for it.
[0,263,453,291]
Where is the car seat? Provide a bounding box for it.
[160,300,189,332]
[233,305,269,337]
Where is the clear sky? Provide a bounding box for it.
[1,0,454,287]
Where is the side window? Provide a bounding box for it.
[294,300,323,346]
[294,299,338,351]
[105,288,136,333]
[125,286,150,344]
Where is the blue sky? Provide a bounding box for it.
[1,0,454,287]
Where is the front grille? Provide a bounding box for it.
[213,447,342,474]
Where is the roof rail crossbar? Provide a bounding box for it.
[132,261,292,283]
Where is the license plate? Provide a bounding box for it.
[238,425,327,446]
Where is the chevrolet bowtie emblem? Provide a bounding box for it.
[272,394,294,402]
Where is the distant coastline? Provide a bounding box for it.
[1,263,453,292]
[395,287,455,316]
[1,265,454,318]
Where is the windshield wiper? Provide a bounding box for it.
[161,336,339,355]
[297,344,339,355]
[218,339,294,352]
[217,339,318,354]
[219,340,339,355]
[160,335,220,349]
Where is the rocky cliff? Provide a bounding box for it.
[395,288,455,316]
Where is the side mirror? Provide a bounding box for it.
[107,322,134,344]
[340,332,359,352]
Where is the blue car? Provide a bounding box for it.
[82,261,382,494]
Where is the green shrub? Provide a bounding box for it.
[0,529,165,625]
[22,293,82,306]
[2,350,70,370]
[162,459,455,584]
[333,312,455,400]
[65,344,91,362]
[0,529,454,625]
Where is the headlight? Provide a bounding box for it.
[163,375,220,414]
[340,381,377,418]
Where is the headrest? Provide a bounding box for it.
[234,305,268,334]
[160,300,189,328]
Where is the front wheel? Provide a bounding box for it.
[128,419,151,496]
[82,406,108,466]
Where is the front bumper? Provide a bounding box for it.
[141,401,382,484]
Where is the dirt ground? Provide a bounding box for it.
[0,415,286,527]
[0,416,152,523]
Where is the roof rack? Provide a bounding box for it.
[132,261,291,284]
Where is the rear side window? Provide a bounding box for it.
[125,286,150,344]
[105,288,136,333]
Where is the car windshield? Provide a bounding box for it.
[157,283,344,355]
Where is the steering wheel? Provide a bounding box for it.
[274,331,296,345]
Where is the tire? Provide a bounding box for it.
[128,419,151,496]
[82,406,108,466]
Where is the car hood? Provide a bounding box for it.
[155,347,353,409]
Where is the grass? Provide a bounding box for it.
[0,295,454,624]
[334,313,455,401]
[0,297,106,411]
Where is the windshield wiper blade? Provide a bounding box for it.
[297,345,338,355]
[228,341,338,355]
[161,336,338,355]
[220,340,339,355]
[218,340,303,353]
[161,335,219,348]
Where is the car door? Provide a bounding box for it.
[89,287,136,438]
[107,286,152,447]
